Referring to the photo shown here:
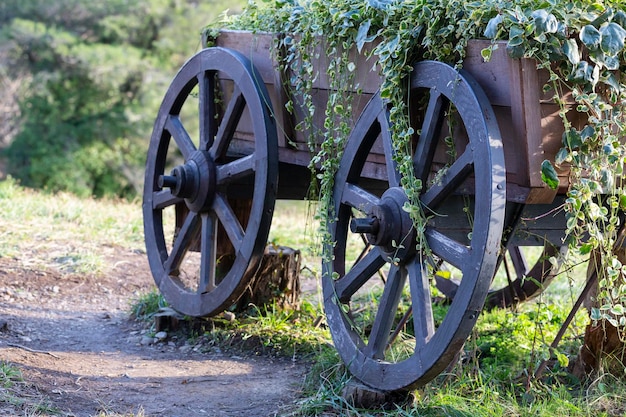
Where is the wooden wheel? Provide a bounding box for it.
[143,47,277,317]
[436,243,566,309]
[483,244,565,309]
[323,61,506,391]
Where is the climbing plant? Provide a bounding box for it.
[219,0,626,328]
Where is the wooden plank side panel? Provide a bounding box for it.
[215,32,572,203]
[215,31,295,150]
[464,40,572,204]
[216,31,382,166]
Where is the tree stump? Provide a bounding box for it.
[572,247,626,378]
[173,198,302,313]
[233,245,301,313]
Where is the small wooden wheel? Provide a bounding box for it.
[484,244,565,309]
[143,47,277,317]
[436,244,566,309]
[323,61,506,391]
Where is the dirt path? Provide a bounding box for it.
[0,249,308,416]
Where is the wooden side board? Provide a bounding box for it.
[216,31,571,204]
[464,40,570,204]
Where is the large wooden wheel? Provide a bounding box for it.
[323,61,506,391]
[143,47,277,317]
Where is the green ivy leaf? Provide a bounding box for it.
[602,72,620,91]
[614,10,626,28]
[563,128,582,149]
[580,25,601,49]
[355,19,371,53]
[532,9,558,36]
[600,22,626,55]
[484,14,503,39]
[611,303,625,316]
[556,352,569,368]
[367,0,392,10]
[509,25,525,39]
[579,242,594,255]
[570,60,598,85]
[481,47,493,61]
[600,168,614,191]
[590,307,602,321]
[541,160,559,190]
[562,38,580,65]
[604,55,619,71]
[554,147,569,165]
[508,35,524,47]
[580,125,595,142]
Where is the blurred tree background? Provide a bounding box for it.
[0,0,243,198]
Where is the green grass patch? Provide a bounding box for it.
[0,360,22,388]
[130,290,332,360]
[130,291,169,322]
[0,177,144,275]
[0,361,60,415]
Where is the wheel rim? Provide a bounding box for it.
[143,47,277,317]
[323,61,506,391]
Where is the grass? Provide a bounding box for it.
[0,176,144,275]
[2,179,626,416]
[0,361,60,416]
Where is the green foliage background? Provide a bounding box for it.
[0,0,243,198]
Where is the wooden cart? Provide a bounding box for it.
[142,30,572,391]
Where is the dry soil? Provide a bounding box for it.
[0,247,308,416]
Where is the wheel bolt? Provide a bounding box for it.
[350,217,379,234]
[158,175,178,189]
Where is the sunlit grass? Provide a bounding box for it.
[0,177,143,274]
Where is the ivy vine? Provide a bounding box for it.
[219,0,626,328]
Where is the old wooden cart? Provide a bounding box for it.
[143,30,572,391]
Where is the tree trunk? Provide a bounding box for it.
[572,248,626,378]
[234,245,301,313]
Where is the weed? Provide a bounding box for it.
[130,290,168,321]
[0,360,22,388]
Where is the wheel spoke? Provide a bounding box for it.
[211,85,246,159]
[333,248,386,302]
[424,227,470,270]
[508,246,529,277]
[364,263,407,359]
[420,149,474,209]
[152,189,183,210]
[166,115,196,159]
[413,89,447,182]
[213,194,244,252]
[198,212,217,293]
[407,260,434,346]
[341,183,380,214]
[198,71,217,150]
[164,211,201,275]
[216,154,256,185]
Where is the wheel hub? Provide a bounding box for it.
[350,187,416,261]
[158,150,216,212]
